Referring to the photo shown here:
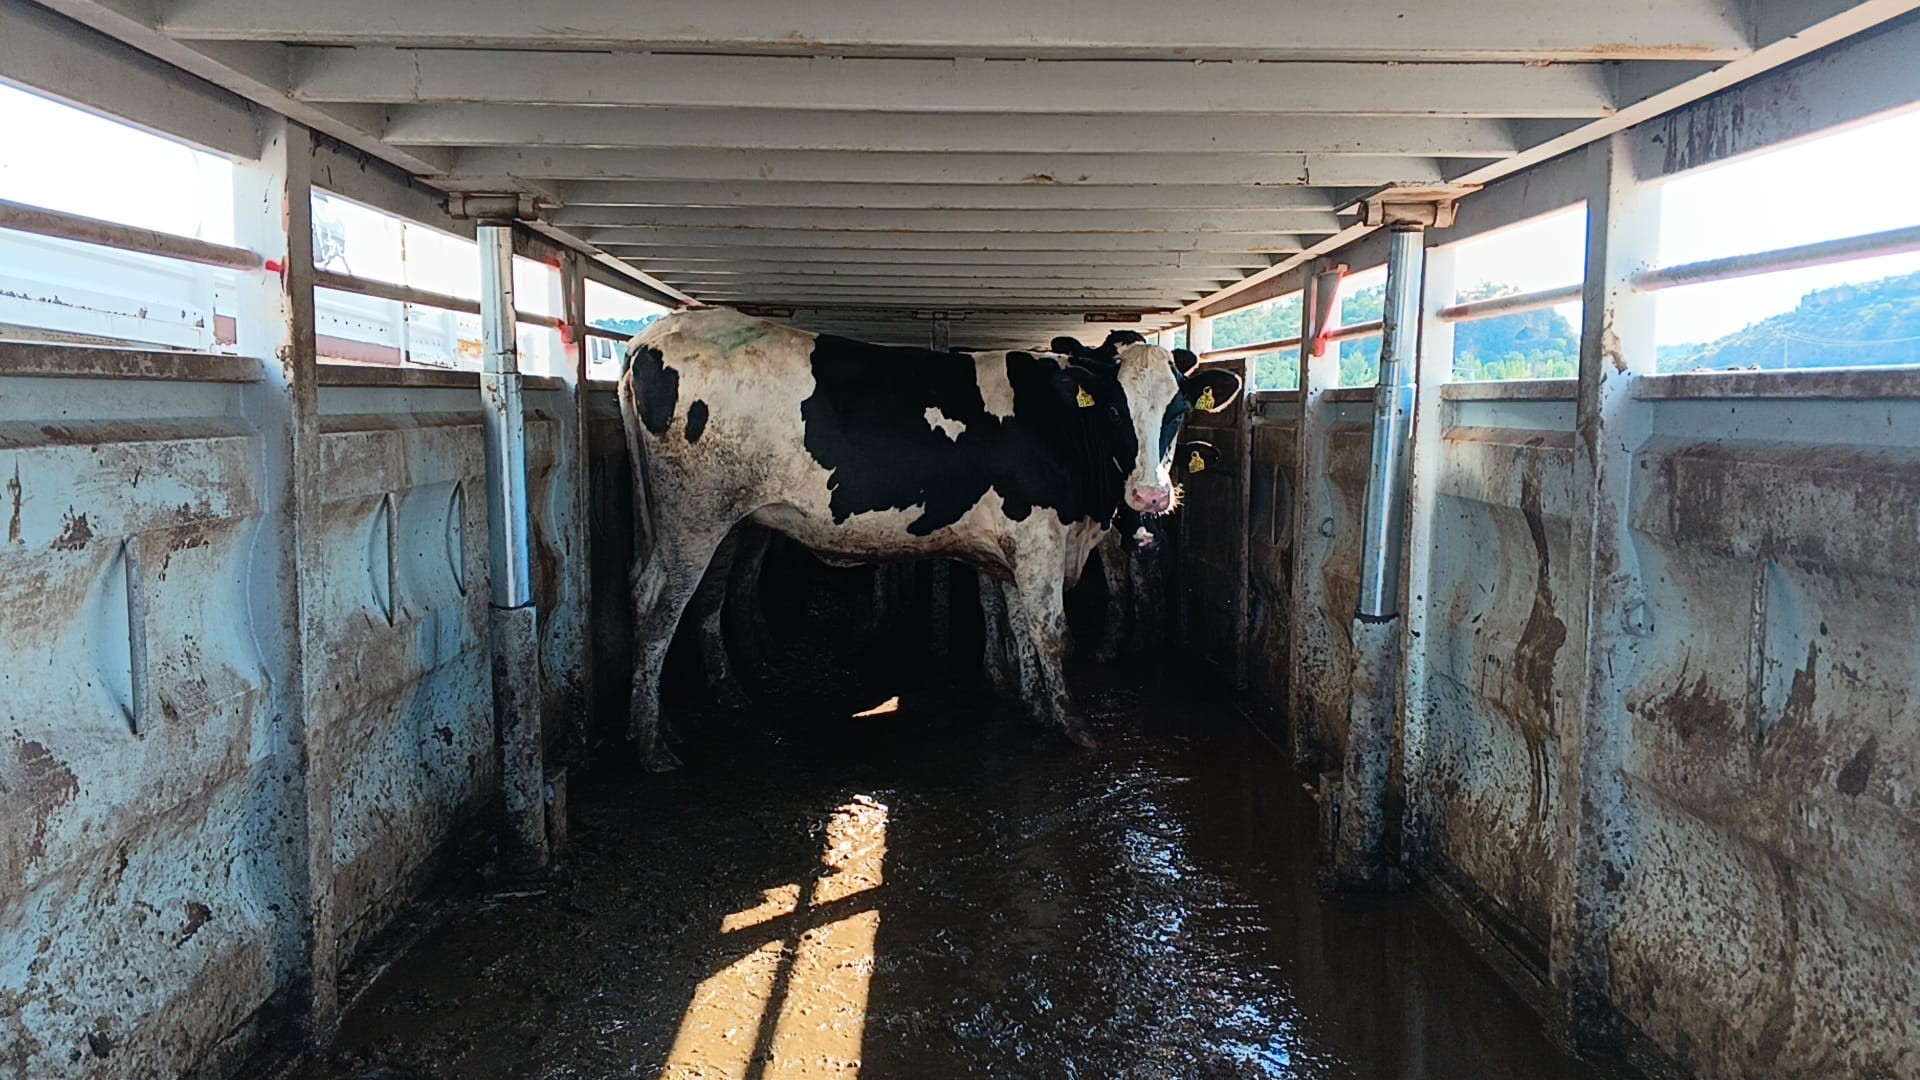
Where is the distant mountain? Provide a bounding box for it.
[590,314,663,338]
[1657,268,1920,371]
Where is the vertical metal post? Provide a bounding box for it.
[923,307,952,652]
[1185,311,1212,357]
[479,224,533,611]
[1334,224,1426,889]
[1289,265,1344,769]
[1232,353,1254,691]
[1356,225,1426,619]
[1397,241,1457,870]
[1174,312,1212,645]
[233,117,334,1040]
[1552,132,1659,1048]
[477,221,547,871]
[552,250,593,842]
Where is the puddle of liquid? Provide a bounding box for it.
[295,566,1610,1080]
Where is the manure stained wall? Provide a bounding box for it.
[1197,363,1920,1079]
[0,363,590,1077]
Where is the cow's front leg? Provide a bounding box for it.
[1008,566,1098,749]
[978,574,1018,700]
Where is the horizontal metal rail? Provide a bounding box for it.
[1199,317,1381,363]
[1326,319,1386,342]
[314,267,565,329]
[583,325,632,343]
[0,197,263,271]
[1438,283,1583,323]
[1635,223,1920,291]
[1202,335,1304,363]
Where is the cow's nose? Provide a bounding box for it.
[1129,486,1171,514]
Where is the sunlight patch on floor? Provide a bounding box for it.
[849,696,901,718]
[662,796,890,1078]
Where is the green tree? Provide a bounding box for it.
[1448,282,1580,381]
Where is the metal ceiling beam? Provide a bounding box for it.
[691,288,1190,299]
[165,0,1750,60]
[657,261,1233,278]
[291,49,1619,116]
[690,282,1185,295]
[557,207,1343,234]
[557,180,1357,212]
[619,249,1269,270]
[27,0,450,176]
[590,229,1307,252]
[667,275,1233,292]
[0,0,262,158]
[451,148,1449,187]
[686,296,1202,311]
[637,259,1251,276]
[384,107,1519,157]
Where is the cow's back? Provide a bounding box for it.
[622,310,1119,569]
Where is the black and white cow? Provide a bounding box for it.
[619,309,1240,770]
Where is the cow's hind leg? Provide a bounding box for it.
[1009,564,1098,749]
[692,530,750,710]
[629,525,731,772]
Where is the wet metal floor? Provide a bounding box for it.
[300,582,1604,1079]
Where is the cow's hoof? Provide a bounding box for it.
[641,746,684,773]
[714,680,751,710]
[1061,724,1101,750]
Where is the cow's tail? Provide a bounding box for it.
[618,341,659,575]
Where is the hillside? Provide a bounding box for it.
[1658,268,1920,371]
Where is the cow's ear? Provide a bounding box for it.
[1183,367,1242,412]
[1052,366,1099,410]
[1177,441,1223,476]
[1172,348,1200,376]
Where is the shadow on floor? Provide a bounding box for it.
[293,569,1608,1079]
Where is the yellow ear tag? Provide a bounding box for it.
[1194,386,1217,411]
[1075,387,1095,408]
[1188,450,1207,473]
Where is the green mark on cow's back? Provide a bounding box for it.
[710,324,770,354]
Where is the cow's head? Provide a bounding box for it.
[1051,332,1242,516]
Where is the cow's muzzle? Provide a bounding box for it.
[1128,486,1173,514]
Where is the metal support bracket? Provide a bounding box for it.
[449,192,546,223]
[1355,184,1480,230]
